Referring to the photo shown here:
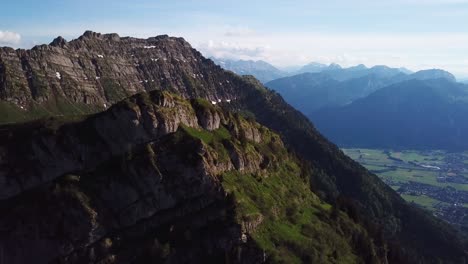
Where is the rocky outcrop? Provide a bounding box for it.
[0,32,467,263]
[0,31,240,114]
[0,90,273,201]
[0,139,255,263]
[0,90,285,263]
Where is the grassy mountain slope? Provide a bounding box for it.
[0,90,387,263]
[0,33,466,263]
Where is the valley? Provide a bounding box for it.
[4,0,468,262]
[343,148,468,233]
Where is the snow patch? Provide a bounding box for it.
[55,72,61,80]
[211,101,217,105]
[144,45,156,49]
[97,54,104,58]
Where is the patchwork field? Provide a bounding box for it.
[343,148,468,233]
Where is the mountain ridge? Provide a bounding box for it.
[266,67,457,113]
[0,31,466,263]
[0,89,394,263]
[310,78,468,150]
[210,58,286,83]
[0,31,240,122]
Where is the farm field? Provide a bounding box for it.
[343,148,468,233]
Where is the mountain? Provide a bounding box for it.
[296,62,337,73]
[266,67,457,113]
[406,69,457,82]
[310,79,468,150]
[267,72,399,113]
[278,65,302,73]
[1,91,384,263]
[0,31,242,124]
[0,31,466,263]
[321,65,407,81]
[295,63,413,78]
[398,67,413,74]
[210,58,286,83]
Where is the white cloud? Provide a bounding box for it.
[13,22,468,77]
[0,31,21,45]
[185,30,468,77]
[197,40,269,60]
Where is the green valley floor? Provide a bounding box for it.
[343,148,468,234]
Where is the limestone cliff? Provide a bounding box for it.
[0,31,240,123]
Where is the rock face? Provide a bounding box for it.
[0,90,385,263]
[0,31,239,120]
[0,91,267,201]
[0,91,283,263]
[0,32,467,264]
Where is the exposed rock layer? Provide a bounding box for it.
[0,32,466,263]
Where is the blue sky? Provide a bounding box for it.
[2,0,468,77]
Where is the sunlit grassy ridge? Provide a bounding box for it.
[172,119,378,262]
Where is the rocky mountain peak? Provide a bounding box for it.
[0,31,239,123]
[50,36,67,47]
[81,30,102,39]
[78,31,122,42]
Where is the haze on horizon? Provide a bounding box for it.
[2,0,468,78]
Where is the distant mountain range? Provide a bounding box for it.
[266,66,455,112]
[211,58,467,150]
[310,79,468,150]
[1,32,467,263]
[210,58,287,83]
[263,62,466,150]
[211,58,417,84]
[296,62,342,74]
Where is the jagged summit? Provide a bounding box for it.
[0,31,231,123]
[76,30,179,44]
[81,30,102,39]
[49,36,67,47]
